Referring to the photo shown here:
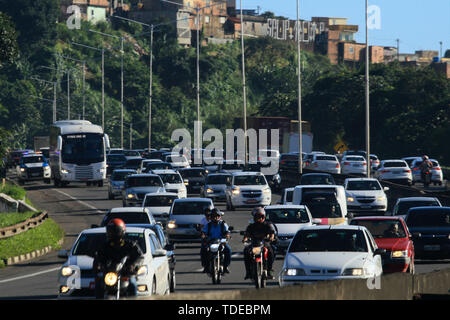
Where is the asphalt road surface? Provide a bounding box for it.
[0,172,449,299]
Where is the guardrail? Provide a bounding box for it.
[0,211,48,240]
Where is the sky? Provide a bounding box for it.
[238,0,450,56]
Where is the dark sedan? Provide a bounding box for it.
[405,206,450,259]
[106,154,127,174]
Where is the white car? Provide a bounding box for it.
[16,153,51,184]
[410,158,444,186]
[100,207,157,227]
[152,169,187,199]
[140,159,162,173]
[304,154,341,174]
[164,154,190,169]
[57,226,170,298]
[344,178,389,215]
[142,192,179,226]
[225,172,272,210]
[201,173,232,201]
[373,160,412,186]
[264,205,315,253]
[340,155,367,176]
[278,187,294,205]
[401,156,422,169]
[278,225,384,286]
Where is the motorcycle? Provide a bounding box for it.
[245,240,269,289]
[421,169,432,187]
[206,238,228,284]
[99,256,133,300]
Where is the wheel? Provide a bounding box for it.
[211,260,218,284]
[254,263,262,289]
[152,278,157,295]
[170,270,176,293]
[408,258,415,274]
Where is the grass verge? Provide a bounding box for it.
[0,211,36,228]
[0,218,65,268]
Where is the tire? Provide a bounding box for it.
[254,263,261,289]
[170,271,176,293]
[408,258,415,274]
[152,278,157,295]
[211,259,218,284]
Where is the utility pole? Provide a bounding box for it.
[297,0,303,175]
[365,0,370,178]
[440,41,443,58]
[396,38,400,61]
[67,71,70,120]
[240,0,248,165]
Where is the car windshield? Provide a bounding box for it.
[172,201,211,215]
[233,175,267,186]
[144,195,177,207]
[206,175,230,185]
[127,176,162,187]
[350,220,406,238]
[346,180,381,191]
[145,162,172,171]
[159,173,182,184]
[406,211,450,228]
[72,232,146,256]
[345,156,365,161]
[394,201,440,216]
[301,192,342,218]
[61,133,104,165]
[289,229,368,253]
[281,154,298,161]
[300,175,335,185]
[124,151,140,156]
[266,208,310,224]
[22,156,45,164]
[102,213,151,226]
[384,161,406,168]
[180,169,206,178]
[111,171,135,181]
[108,155,126,162]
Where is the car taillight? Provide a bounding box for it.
[344,162,350,165]
[381,170,390,173]
[413,167,420,171]
[404,170,411,173]
[313,162,318,167]
[336,163,340,168]
[434,167,441,170]
[280,160,285,164]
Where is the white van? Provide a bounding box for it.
[292,185,350,225]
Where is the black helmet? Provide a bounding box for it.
[210,208,223,218]
[252,207,266,221]
[106,218,126,241]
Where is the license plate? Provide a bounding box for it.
[361,205,372,209]
[393,171,401,174]
[32,173,40,177]
[424,245,440,251]
[246,199,258,204]
[353,164,360,167]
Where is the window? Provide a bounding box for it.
[205,16,210,24]
[349,46,354,54]
[220,17,226,24]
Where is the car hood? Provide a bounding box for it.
[65,255,94,270]
[207,184,227,190]
[23,163,44,168]
[407,226,450,234]
[275,223,311,236]
[374,238,411,251]
[164,183,184,190]
[145,206,171,216]
[236,185,268,191]
[127,186,164,193]
[284,252,369,270]
[170,215,203,224]
[346,190,383,198]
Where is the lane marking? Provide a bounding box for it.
[54,189,103,214]
[0,267,61,284]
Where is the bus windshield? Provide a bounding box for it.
[61,133,104,165]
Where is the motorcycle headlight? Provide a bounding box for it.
[137,265,148,276]
[61,266,74,277]
[104,272,118,286]
[342,268,365,276]
[252,247,261,255]
[391,250,408,258]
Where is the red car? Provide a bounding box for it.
[350,216,415,273]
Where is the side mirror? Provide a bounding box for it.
[91,224,99,228]
[228,226,234,232]
[383,187,390,191]
[164,243,175,251]
[58,250,68,259]
[312,218,322,225]
[153,249,167,257]
[346,212,354,219]
[239,231,246,236]
[412,232,422,238]
[374,248,386,256]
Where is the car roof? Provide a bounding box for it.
[381,159,407,163]
[345,177,379,182]
[301,173,333,176]
[294,184,342,189]
[299,225,366,231]
[152,169,178,174]
[22,153,43,158]
[112,169,136,173]
[144,192,178,197]
[396,197,439,202]
[207,172,232,176]
[110,207,149,213]
[82,226,153,235]
[265,204,308,210]
[173,197,212,203]
[351,216,404,221]
[127,173,159,178]
[407,206,450,213]
[232,171,263,176]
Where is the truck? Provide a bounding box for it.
[34,136,49,153]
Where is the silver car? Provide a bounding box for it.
[344,178,389,215]
[122,174,165,207]
[108,169,136,200]
[373,160,412,186]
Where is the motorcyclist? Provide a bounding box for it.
[242,207,276,280]
[200,208,232,274]
[419,155,433,185]
[93,218,144,299]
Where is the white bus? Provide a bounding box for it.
[49,120,110,187]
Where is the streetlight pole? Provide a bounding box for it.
[297,0,303,175]
[365,0,371,178]
[240,0,248,165]
[89,29,125,149]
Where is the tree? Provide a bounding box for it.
[0,12,19,68]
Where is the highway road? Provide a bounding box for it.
[0,172,449,299]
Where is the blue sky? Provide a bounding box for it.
[239,0,450,56]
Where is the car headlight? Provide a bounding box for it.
[377,195,386,201]
[20,167,26,172]
[97,167,105,173]
[263,188,271,194]
[342,268,365,276]
[127,194,135,199]
[167,220,177,229]
[284,268,306,276]
[391,250,408,258]
[61,266,75,277]
[61,169,70,174]
[231,187,240,195]
[347,196,355,202]
[104,272,118,286]
[136,265,148,276]
[206,188,213,193]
